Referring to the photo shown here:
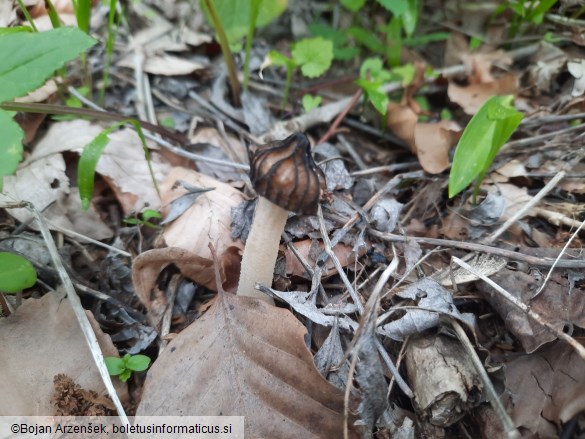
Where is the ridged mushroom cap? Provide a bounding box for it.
[248,132,324,215]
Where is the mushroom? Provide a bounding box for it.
[236,132,324,304]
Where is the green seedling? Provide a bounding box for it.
[302,94,322,112]
[202,0,287,99]
[77,119,159,210]
[494,0,557,37]
[0,28,96,191]
[308,23,360,61]
[266,37,333,106]
[448,95,523,202]
[123,209,162,229]
[105,354,151,382]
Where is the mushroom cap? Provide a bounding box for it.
[248,132,324,215]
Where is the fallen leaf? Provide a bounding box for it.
[448,73,518,115]
[0,291,128,415]
[118,54,206,76]
[285,239,363,279]
[136,290,359,438]
[504,342,585,437]
[160,167,245,261]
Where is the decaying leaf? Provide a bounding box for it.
[477,269,585,353]
[136,290,360,438]
[0,291,128,415]
[505,341,585,437]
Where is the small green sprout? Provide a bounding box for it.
[266,37,333,106]
[448,95,523,202]
[123,209,162,229]
[105,354,151,382]
[302,94,322,112]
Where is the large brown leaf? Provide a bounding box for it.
[136,290,359,438]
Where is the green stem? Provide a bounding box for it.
[243,0,261,90]
[281,65,294,108]
[15,0,38,32]
[100,0,120,105]
[203,0,241,107]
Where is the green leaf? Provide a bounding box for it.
[141,209,162,221]
[267,50,294,69]
[118,369,132,382]
[391,63,415,85]
[365,88,389,115]
[401,0,419,36]
[0,27,96,103]
[302,94,322,112]
[292,37,333,78]
[126,354,151,372]
[0,109,24,192]
[202,0,287,47]
[376,0,408,15]
[0,252,37,293]
[347,27,385,54]
[78,130,111,211]
[0,26,33,36]
[448,95,523,198]
[105,357,126,375]
[341,0,366,12]
[360,57,385,79]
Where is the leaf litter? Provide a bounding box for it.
[2,1,585,438]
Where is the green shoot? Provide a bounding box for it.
[45,0,62,28]
[14,0,38,32]
[243,0,262,90]
[267,37,333,106]
[302,94,322,112]
[202,0,241,107]
[448,95,523,201]
[78,119,160,210]
[123,209,162,229]
[354,57,392,115]
[0,252,37,293]
[105,354,151,382]
[100,0,122,104]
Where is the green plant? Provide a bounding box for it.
[302,94,322,112]
[77,119,159,210]
[0,252,37,293]
[123,209,162,229]
[448,95,523,201]
[354,57,414,115]
[267,37,333,105]
[201,0,287,99]
[105,354,151,382]
[494,0,557,37]
[0,28,96,191]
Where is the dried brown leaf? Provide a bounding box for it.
[136,291,359,438]
[505,342,585,438]
[0,292,128,415]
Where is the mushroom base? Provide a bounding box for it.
[236,197,288,304]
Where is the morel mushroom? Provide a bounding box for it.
[237,132,324,303]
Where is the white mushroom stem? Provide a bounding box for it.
[236,197,288,304]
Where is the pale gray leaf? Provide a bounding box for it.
[371,197,403,233]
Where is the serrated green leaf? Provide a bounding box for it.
[0,27,96,103]
[126,354,151,372]
[0,252,37,293]
[376,0,408,15]
[105,357,125,375]
[292,37,333,78]
[0,109,24,192]
[448,95,523,198]
[341,0,366,12]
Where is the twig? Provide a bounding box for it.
[3,201,129,422]
[535,218,585,297]
[318,89,363,144]
[337,134,367,170]
[484,171,566,244]
[451,256,585,362]
[451,320,520,439]
[503,123,585,151]
[369,230,585,268]
[318,205,364,314]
